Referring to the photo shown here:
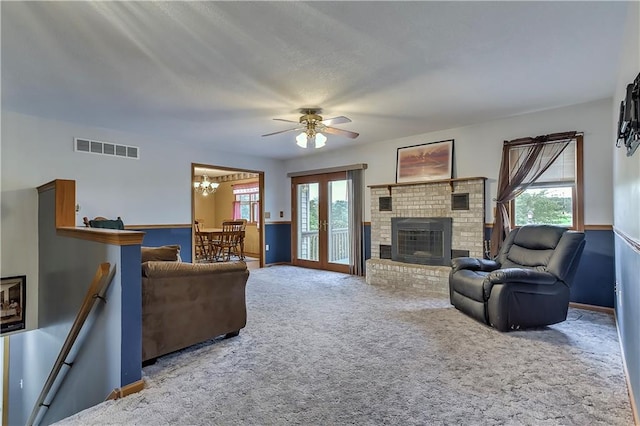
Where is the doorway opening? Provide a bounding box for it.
[191,163,264,269]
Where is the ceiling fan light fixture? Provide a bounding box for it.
[296,132,308,148]
[315,133,327,148]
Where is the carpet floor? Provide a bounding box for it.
[57,265,633,425]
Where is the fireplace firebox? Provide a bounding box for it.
[391,217,453,266]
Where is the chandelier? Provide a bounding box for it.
[193,175,219,196]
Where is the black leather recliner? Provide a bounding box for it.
[449,224,586,331]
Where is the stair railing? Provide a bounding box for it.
[26,262,114,426]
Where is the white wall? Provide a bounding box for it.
[613,2,640,239]
[284,98,614,226]
[0,110,288,329]
[611,1,639,415]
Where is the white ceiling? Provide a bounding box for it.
[1,1,630,160]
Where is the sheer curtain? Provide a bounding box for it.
[347,169,365,275]
[490,131,576,257]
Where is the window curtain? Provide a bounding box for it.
[232,201,241,220]
[347,169,365,276]
[490,131,576,257]
[232,182,259,194]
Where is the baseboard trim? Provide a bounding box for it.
[105,379,145,401]
[265,262,292,267]
[568,302,614,315]
[614,310,639,425]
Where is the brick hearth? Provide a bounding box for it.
[366,177,486,295]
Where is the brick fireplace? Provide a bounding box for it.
[366,177,486,296]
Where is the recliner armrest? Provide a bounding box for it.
[487,268,558,285]
[451,257,500,274]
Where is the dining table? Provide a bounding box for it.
[197,227,245,261]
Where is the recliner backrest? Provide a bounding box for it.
[546,231,586,285]
[496,225,568,271]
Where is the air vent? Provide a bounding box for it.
[74,138,140,160]
[451,193,469,210]
[380,245,392,259]
[379,196,392,211]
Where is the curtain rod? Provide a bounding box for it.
[505,131,582,146]
[287,163,368,178]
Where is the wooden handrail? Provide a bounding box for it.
[26,263,113,426]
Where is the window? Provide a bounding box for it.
[510,135,583,230]
[233,183,260,225]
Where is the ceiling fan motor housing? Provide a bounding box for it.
[300,113,322,125]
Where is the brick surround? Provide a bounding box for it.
[366,177,486,295]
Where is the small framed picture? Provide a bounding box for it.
[1,275,26,334]
[396,139,454,183]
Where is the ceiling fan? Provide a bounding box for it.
[262,108,359,148]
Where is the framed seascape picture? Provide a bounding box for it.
[396,139,454,183]
[1,275,26,334]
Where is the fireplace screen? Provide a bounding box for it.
[397,230,443,258]
[391,217,452,266]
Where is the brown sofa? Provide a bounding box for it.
[141,250,249,362]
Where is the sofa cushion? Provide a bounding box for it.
[141,245,181,263]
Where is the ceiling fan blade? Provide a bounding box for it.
[321,116,351,126]
[323,126,359,139]
[261,126,304,137]
[273,118,300,124]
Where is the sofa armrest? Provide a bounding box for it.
[451,257,500,274]
[142,261,248,278]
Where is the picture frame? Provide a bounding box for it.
[396,139,454,183]
[1,275,26,334]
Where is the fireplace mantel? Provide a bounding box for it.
[368,176,487,191]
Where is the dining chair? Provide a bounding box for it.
[194,220,210,262]
[211,220,245,261]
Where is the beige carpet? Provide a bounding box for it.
[56,265,633,425]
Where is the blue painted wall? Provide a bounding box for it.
[265,223,291,264]
[135,227,192,263]
[615,234,640,416]
[265,223,370,265]
[120,244,142,385]
[572,230,615,307]
[364,224,371,260]
[483,226,615,307]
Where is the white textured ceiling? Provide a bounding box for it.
[1,1,630,160]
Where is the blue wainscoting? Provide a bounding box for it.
[484,226,615,308]
[133,226,193,263]
[572,229,615,307]
[614,231,640,415]
[265,222,291,264]
[364,223,371,260]
[120,244,142,385]
[264,223,371,265]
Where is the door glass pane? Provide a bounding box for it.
[297,183,319,261]
[328,180,350,265]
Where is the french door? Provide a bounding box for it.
[292,172,350,273]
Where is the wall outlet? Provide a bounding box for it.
[265,211,271,219]
[280,211,284,218]
[265,244,270,251]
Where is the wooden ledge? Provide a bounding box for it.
[57,227,145,246]
[369,176,487,189]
